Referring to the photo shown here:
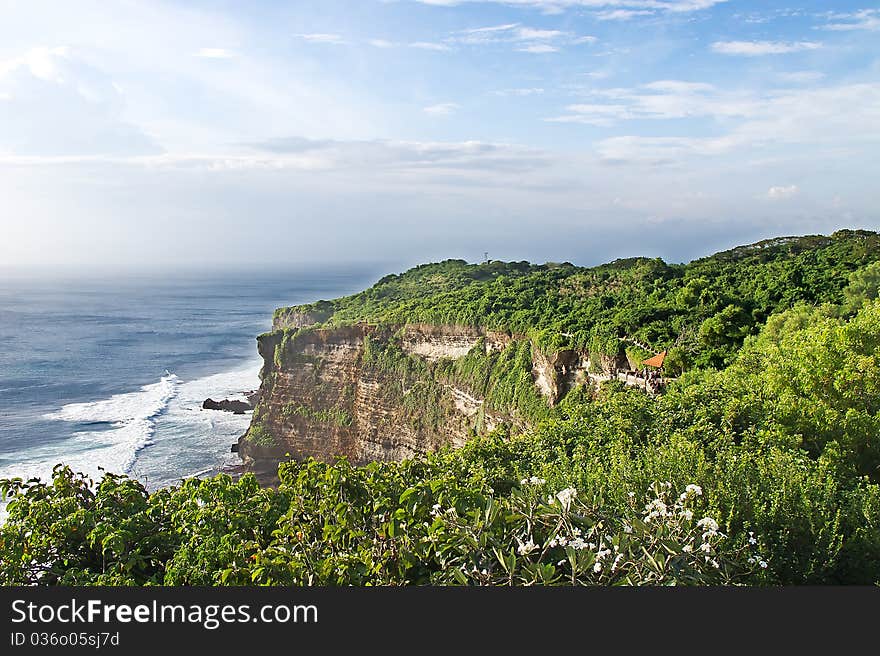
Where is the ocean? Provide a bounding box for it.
[0,267,379,494]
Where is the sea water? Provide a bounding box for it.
[0,267,379,495]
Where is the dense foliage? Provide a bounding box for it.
[275,230,880,369]
[3,232,880,586]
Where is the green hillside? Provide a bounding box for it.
[276,229,880,369]
[3,230,880,586]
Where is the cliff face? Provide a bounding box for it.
[237,322,619,475]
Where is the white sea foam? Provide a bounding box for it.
[45,373,179,425]
[134,361,260,489]
[0,374,179,485]
[0,361,261,507]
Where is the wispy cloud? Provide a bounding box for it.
[0,47,162,156]
[590,83,880,164]
[518,44,559,53]
[766,185,799,200]
[409,1,728,15]
[596,10,654,21]
[368,39,396,48]
[777,71,825,84]
[711,40,822,56]
[452,23,594,51]
[295,33,347,45]
[820,9,880,32]
[423,102,460,116]
[546,80,755,125]
[492,88,545,96]
[409,41,452,51]
[193,48,236,59]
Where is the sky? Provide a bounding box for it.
[0,0,878,274]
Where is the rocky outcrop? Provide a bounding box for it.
[238,322,621,474]
[203,398,252,414]
[400,324,510,360]
[272,301,335,331]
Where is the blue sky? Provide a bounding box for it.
[0,1,878,272]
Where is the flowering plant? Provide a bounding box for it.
[430,480,767,585]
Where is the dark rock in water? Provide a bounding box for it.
[245,389,261,406]
[231,443,239,453]
[203,398,252,414]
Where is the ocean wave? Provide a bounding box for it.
[45,373,179,425]
[0,361,260,491]
[0,374,180,484]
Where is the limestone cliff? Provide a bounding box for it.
[237,321,622,476]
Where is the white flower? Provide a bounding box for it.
[627,491,636,499]
[748,557,756,565]
[680,509,694,521]
[430,503,442,517]
[611,553,623,572]
[593,561,602,573]
[685,484,703,497]
[520,476,546,486]
[517,538,538,556]
[696,517,719,532]
[700,542,712,553]
[748,532,757,546]
[710,559,720,569]
[623,523,633,534]
[556,487,577,509]
[682,544,693,553]
[569,537,589,551]
[759,560,768,569]
[643,497,670,522]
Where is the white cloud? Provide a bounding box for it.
[596,10,655,21]
[547,103,632,125]
[193,48,236,59]
[546,80,759,124]
[589,83,880,164]
[492,87,545,96]
[0,47,161,156]
[518,44,559,53]
[0,137,551,178]
[368,39,396,48]
[711,40,823,56]
[460,23,519,34]
[410,1,727,14]
[766,185,799,200]
[777,71,826,84]
[409,41,452,51]
[821,9,880,32]
[516,27,565,39]
[423,102,460,116]
[295,33,347,45]
[453,23,591,51]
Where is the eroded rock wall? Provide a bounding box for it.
[238,323,616,474]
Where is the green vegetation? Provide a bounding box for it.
[360,333,548,430]
[278,230,880,368]
[283,402,353,428]
[245,424,278,448]
[2,231,880,585]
